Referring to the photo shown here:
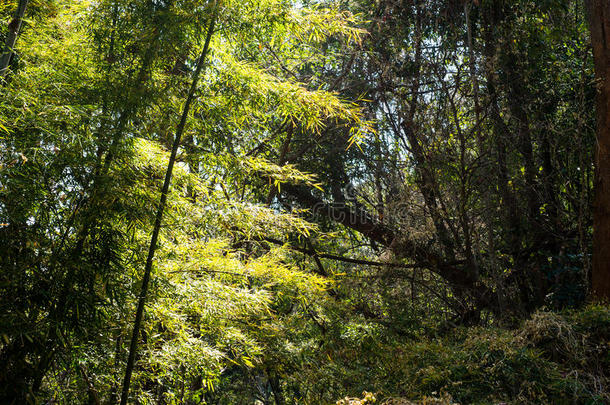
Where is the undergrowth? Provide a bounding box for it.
[333,304,610,405]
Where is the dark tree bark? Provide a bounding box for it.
[0,0,29,77]
[281,182,496,318]
[587,0,610,300]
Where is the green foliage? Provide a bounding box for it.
[0,0,604,403]
[1,0,370,401]
[320,306,610,405]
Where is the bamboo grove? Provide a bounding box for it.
[1,0,610,404]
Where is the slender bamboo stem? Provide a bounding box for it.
[0,0,29,77]
[119,4,218,403]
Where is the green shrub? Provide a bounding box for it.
[330,305,610,405]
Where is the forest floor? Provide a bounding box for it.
[334,305,610,405]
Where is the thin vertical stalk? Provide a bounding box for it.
[119,4,218,403]
[0,0,29,77]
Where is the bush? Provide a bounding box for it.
[331,305,610,405]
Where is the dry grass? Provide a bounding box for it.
[337,391,458,405]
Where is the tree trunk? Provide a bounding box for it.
[587,0,610,300]
[0,0,29,77]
